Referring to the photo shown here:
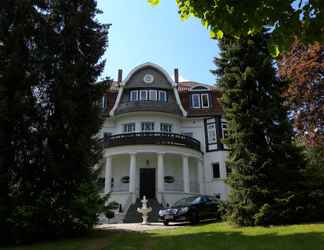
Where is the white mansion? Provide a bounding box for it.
[100,62,229,218]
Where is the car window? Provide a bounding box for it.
[174,196,200,206]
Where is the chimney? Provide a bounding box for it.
[117,69,123,83]
[174,68,179,83]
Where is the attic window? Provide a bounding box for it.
[139,90,148,101]
[192,86,208,90]
[130,90,138,101]
[201,94,209,108]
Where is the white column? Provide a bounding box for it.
[197,159,204,194]
[157,153,165,203]
[182,155,190,193]
[129,153,136,203]
[104,156,112,193]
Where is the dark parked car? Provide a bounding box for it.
[158,195,220,225]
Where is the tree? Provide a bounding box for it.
[149,0,324,54]
[278,40,324,147]
[1,0,112,243]
[213,31,307,226]
[0,0,46,243]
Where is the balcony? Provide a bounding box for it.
[104,132,201,152]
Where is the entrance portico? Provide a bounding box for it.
[104,145,204,205]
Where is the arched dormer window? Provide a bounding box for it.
[192,86,208,91]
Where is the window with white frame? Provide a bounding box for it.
[139,90,148,101]
[129,90,138,101]
[141,122,154,132]
[158,90,167,102]
[160,123,172,133]
[123,123,135,133]
[191,94,201,108]
[201,93,209,108]
[149,89,158,101]
[207,123,217,143]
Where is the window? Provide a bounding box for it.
[192,94,201,108]
[139,90,148,100]
[222,121,228,139]
[212,163,220,178]
[207,123,217,143]
[141,122,154,132]
[160,123,172,133]
[149,90,158,101]
[102,95,107,110]
[130,90,138,101]
[201,93,209,108]
[158,90,167,102]
[123,123,135,133]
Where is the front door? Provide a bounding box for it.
[140,168,156,199]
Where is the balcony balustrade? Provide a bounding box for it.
[104,132,201,152]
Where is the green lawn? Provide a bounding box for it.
[4,222,324,250]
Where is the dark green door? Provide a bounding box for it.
[140,168,155,199]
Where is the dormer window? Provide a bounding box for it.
[191,93,210,109]
[129,89,167,102]
[192,94,201,108]
[130,90,138,101]
[201,93,209,108]
[158,90,167,102]
[139,90,148,101]
[149,90,158,101]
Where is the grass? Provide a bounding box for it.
[3,222,324,250]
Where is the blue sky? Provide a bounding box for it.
[96,0,219,84]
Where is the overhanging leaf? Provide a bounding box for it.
[148,0,160,6]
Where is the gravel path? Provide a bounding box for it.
[96,222,186,232]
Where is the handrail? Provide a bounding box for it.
[104,132,201,152]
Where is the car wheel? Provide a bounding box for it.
[163,220,169,226]
[191,211,200,225]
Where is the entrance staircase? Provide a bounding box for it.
[123,198,164,223]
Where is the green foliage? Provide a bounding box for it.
[148,0,160,6]
[1,0,112,244]
[150,0,324,53]
[213,31,307,226]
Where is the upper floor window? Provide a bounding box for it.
[201,93,209,108]
[139,90,148,101]
[141,122,154,132]
[130,90,138,101]
[123,123,135,133]
[207,123,217,143]
[222,121,228,139]
[129,89,167,103]
[192,94,201,108]
[158,90,167,102]
[160,123,172,133]
[149,90,158,101]
[191,93,210,109]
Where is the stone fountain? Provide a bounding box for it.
[137,196,152,225]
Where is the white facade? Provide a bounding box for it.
[100,63,229,220]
